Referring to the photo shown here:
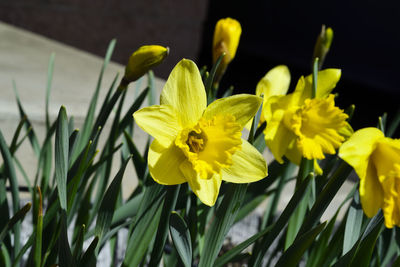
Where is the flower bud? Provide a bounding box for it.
[312,25,334,69]
[212,18,241,85]
[212,18,242,65]
[123,45,169,84]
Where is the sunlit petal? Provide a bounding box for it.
[180,160,222,206]
[359,161,383,218]
[160,59,207,127]
[222,139,267,183]
[339,127,383,180]
[134,105,180,147]
[256,65,291,99]
[203,94,262,128]
[148,140,187,185]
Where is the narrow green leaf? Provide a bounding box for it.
[235,193,267,224]
[79,236,99,266]
[34,187,43,267]
[387,108,400,137]
[45,53,55,130]
[170,211,192,267]
[298,161,353,236]
[74,39,116,161]
[343,191,364,255]
[9,116,27,155]
[149,185,181,266]
[12,80,40,156]
[59,212,74,267]
[118,86,149,134]
[215,224,273,267]
[206,53,225,103]
[248,101,263,144]
[249,175,312,266]
[55,106,69,211]
[0,246,11,267]
[349,214,384,267]
[72,224,86,261]
[122,183,165,266]
[198,183,247,267]
[0,129,21,255]
[285,158,314,249]
[0,202,31,244]
[311,57,319,98]
[123,131,145,179]
[94,156,130,252]
[276,222,326,267]
[147,70,156,105]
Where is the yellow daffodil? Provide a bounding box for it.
[133,59,267,206]
[212,17,242,84]
[264,68,352,170]
[339,128,400,228]
[124,45,169,84]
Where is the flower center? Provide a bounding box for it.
[284,94,348,160]
[187,131,207,153]
[176,114,242,179]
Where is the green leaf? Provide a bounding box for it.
[276,222,326,267]
[79,236,99,267]
[149,185,181,266]
[55,106,69,211]
[249,174,312,266]
[206,53,224,104]
[123,131,146,179]
[0,129,21,255]
[170,211,193,267]
[285,158,314,249]
[298,161,353,236]
[12,80,41,157]
[72,224,86,261]
[311,57,319,98]
[0,202,31,244]
[74,39,116,161]
[45,53,55,130]
[234,193,267,224]
[215,224,273,267]
[343,190,364,255]
[59,212,74,267]
[118,87,149,134]
[94,156,130,252]
[122,183,165,266]
[349,214,384,267]
[34,187,43,267]
[198,183,247,267]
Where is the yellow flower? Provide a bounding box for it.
[133,59,267,206]
[212,18,242,65]
[264,68,351,170]
[339,128,400,228]
[124,45,169,84]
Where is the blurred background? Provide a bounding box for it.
[0,0,399,135]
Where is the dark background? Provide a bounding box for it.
[1,0,399,135]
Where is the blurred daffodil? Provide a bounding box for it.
[264,68,352,171]
[124,45,169,84]
[212,17,242,84]
[339,128,400,228]
[134,59,267,206]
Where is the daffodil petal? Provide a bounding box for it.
[160,59,207,128]
[339,127,383,180]
[222,139,267,183]
[256,65,290,99]
[304,69,341,99]
[360,161,383,217]
[148,140,187,185]
[203,94,262,128]
[133,105,180,147]
[180,160,221,206]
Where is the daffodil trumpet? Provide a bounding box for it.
[134,59,268,206]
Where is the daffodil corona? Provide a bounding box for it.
[133,59,268,206]
[339,128,400,228]
[264,68,352,170]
